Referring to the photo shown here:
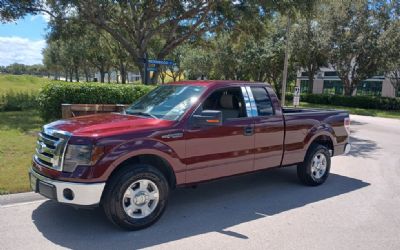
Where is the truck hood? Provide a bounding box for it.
[46,113,175,137]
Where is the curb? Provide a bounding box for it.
[0,192,46,207]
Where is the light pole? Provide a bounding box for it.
[281,15,291,106]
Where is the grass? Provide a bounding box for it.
[0,74,48,93]
[0,110,43,194]
[294,102,400,119]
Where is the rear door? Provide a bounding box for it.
[184,86,255,183]
[247,86,285,170]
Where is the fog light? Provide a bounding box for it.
[63,188,74,200]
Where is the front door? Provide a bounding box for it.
[184,86,255,183]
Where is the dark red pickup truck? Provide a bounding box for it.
[30,80,351,230]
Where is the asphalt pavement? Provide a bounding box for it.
[1,114,399,250]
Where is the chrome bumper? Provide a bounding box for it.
[29,168,105,206]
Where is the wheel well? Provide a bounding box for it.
[109,154,177,188]
[310,135,334,155]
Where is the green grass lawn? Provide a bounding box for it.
[0,74,48,93]
[296,102,400,119]
[0,110,43,194]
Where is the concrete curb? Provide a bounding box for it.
[0,192,46,207]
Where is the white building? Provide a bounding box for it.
[296,67,398,98]
[94,71,141,83]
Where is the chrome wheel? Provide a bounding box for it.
[311,153,327,180]
[122,179,160,219]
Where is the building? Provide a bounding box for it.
[296,67,399,98]
[94,71,141,83]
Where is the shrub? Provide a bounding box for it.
[0,91,38,111]
[299,94,400,110]
[38,82,154,121]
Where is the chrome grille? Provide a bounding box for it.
[34,126,71,171]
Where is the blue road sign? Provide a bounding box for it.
[148,59,175,66]
[147,67,157,71]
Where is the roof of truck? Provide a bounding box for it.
[168,80,269,87]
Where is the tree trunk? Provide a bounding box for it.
[69,69,73,82]
[100,65,105,83]
[75,67,79,82]
[151,69,160,84]
[120,62,127,84]
[343,78,353,96]
[107,70,111,83]
[84,67,89,82]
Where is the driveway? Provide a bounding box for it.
[1,115,399,249]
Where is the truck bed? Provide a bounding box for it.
[282,107,346,115]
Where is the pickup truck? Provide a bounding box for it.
[29,80,351,230]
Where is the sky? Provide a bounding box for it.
[0,14,49,66]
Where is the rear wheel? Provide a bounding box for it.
[297,144,331,186]
[102,164,169,230]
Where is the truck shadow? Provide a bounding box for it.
[32,167,369,249]
[347,136,380,158]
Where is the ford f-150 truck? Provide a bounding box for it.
[29,80,351,230]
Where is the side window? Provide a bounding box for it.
[250,87,274,116]
[200,87,247,120]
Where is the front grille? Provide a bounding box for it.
[34,127,71,171]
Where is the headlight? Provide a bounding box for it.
[63,144,104,172]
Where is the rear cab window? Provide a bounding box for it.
[250,87,274,116]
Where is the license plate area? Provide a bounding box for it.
[29,172,57,200]
[38,181,57,200]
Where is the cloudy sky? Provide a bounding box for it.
[0,14,48,66]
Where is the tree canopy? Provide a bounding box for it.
[1,0,399,97]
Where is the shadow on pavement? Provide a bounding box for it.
[32,167,369,249]
[348,136,380,158]
[347,118,380,158]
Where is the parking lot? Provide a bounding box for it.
[1,114,400,250]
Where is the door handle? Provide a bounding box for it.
[243,126,254,136]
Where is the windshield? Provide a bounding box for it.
[125,85,205,121]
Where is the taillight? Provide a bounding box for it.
[344,117,350,134]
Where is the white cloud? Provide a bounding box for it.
[40,13,51,22]
[30,14,50,22]
[0,37,46,66]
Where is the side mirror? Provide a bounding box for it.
[192,110,222,127]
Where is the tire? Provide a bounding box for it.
[102,164,169,230]
[297,143,331,186]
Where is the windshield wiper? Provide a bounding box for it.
[126,111,158,119]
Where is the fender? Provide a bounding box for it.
[92,138,186,183]
[304,123,337,152]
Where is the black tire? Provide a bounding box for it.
[297,143,331,186]
[102,164,169,230]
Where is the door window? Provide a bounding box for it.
[250,87,274,116]
[200,87,247,121]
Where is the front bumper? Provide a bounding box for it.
[29,168,105,206]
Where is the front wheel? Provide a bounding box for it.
[297,144,331,186]
[102,164,169,230]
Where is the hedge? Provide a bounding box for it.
[38,82,154,121]
[285,93,400,110]
[0,91,38,111]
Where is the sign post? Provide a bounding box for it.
[138,56,176,84]
[293,86,300,108]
